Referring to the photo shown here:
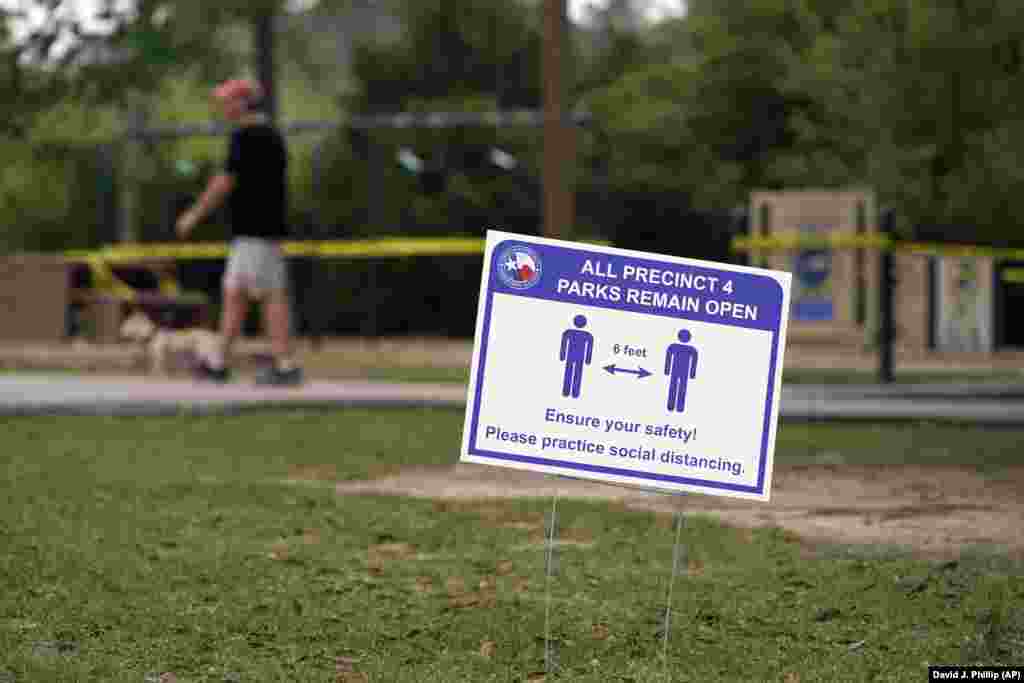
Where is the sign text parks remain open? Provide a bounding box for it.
[460,231,792,502]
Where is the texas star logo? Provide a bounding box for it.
[496,245,542,290]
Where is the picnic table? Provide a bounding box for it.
[0,253,211,344]
[66,257,212,343]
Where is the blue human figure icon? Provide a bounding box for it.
[664,329,699,413]
[560,314,594,399]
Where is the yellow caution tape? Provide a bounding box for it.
[732,233,1024,259]
[732,233,891,251]
[157,273,182,296]
[64,232,1024,268]
[1001,268,1024,284]
[281,237,488,258]
[84,255,138,300]
[60,236,613,301]
[897,242,1024,260]
[61,236,612,264]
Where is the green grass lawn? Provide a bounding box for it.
[4,362,1022,387]
[1,411,1022,681]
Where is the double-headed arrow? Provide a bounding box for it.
[603,364,652,379]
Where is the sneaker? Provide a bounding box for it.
[195,360,231,384]
[254,365,304,387]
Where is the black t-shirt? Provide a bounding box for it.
[225,123,289,239]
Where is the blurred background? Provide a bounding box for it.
[3,0,1024,351]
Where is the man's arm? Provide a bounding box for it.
[178,129,242,238]
[176,173,235,238]
[690,348,698,379]
[195,173,235,218]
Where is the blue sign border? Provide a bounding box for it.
[466,238,785,498]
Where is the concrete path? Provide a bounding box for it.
[0,374,1022,423]
[0,374,1019,421]
[782,384,1024,424]
[0,375,467,416]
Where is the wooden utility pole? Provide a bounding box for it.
[542,0,575,239]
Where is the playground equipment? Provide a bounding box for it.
[734,189,1024,382]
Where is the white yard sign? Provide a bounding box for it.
[460,231,792,501]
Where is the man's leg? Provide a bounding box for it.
[212,286,247,367]
[265,289,294,368]
[254,289,302,385]
[197,242,248,381]
[196,285,245,381]
[254,242,303,385]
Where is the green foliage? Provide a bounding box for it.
[582,0,1024,243]
[586,61,740,206]
[7,0,1024,250]
[313,0,550,238]
[0,1,282,251]
[0,143,92,252]
[586,0,853,213]
[0,93,122,253]
[347,0,541,112]
[1,2,283,136]
[803,0,1024,240]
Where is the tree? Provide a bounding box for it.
[346,0,542,112]
[804,0,1024,241]
[589,0,1024,246]
[0,1,347,251]
[312,0,551,237]
[679,0,857,196]
[0,0,298,139]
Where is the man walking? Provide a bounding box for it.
[176,78,303,386]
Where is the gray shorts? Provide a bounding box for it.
[222,237,288,297]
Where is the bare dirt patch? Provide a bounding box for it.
[336,463,1024,559]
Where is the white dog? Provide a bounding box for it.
[120,310,221,377]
